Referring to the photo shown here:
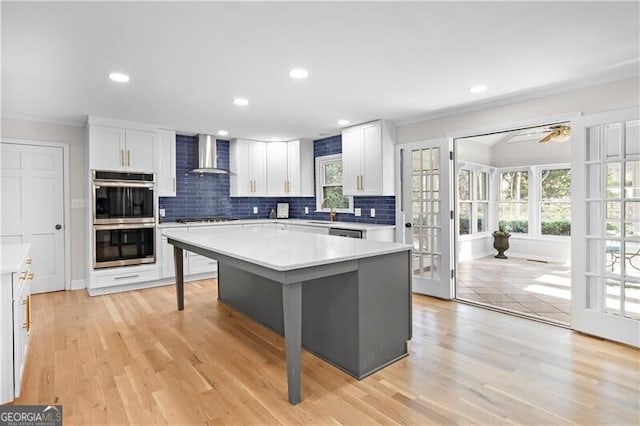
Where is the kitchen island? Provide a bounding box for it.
[164,227,412,405]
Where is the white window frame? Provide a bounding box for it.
[497,163,571,239]
[315,154,354,213]
[457,162,495,239]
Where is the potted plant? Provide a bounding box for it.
[492,225,511,259]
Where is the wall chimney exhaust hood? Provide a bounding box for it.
[192,134,228,174]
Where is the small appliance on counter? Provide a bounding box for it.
[276,203,289,219]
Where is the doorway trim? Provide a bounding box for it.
[448,111,582,310]
[1,137,71,291]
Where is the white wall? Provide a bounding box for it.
[489,138,570,168]
[396,76,640,143]
[1,118,86,282]
[457,140,492,165]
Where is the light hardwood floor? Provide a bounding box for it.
[15,279,640,425]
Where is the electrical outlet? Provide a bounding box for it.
[304,206,309,214]
[370,208,376,218]
[354,208,361,217]
[253,206,258,214]
[159,208,166,217]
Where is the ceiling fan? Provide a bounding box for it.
[539,124,571,143]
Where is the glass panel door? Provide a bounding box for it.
[397,138,453,298]
[572,107,640,347]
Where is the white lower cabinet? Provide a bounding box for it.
[91,265,159,289]
[1,245,31,404]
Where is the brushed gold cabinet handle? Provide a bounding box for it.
[127,150,131,167]
[26,258,32,265]
[120,149,125,166]
[19,272,27,280]
[173,177,176,192]
[27,273,34,280]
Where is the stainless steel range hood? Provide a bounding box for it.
[192,134,228,174]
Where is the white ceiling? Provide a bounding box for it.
[2,2,639,141]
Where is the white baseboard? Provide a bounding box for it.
[86,272,218,297]
[70,279,86,290]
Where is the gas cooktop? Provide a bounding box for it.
[176,217,239,224]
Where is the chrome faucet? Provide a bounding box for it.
[320,198,337,222]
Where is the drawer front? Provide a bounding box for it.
[93,267,159,289]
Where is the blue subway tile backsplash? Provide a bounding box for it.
[159,134,395,225]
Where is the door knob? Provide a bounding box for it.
[55,224,62,230]
[405,223,412,228]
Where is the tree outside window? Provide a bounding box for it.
[477,171,489,233]
[458,169,471,234]
[499,171,529,233]
[541,168,571,236]
[315,154,352,212]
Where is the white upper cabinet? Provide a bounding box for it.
[230,139,267,196]
[266,140,313,197]
[155,129,177,197]
[341,120,395,196]
[88,118,156,173]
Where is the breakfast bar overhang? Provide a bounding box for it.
[165,228,412,405]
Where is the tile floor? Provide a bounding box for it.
[456,256,572,324]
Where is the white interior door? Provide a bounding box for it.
[571,107,640,347]
[397,138,453,298]
[1,143,66,293]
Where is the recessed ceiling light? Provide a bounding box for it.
[108,72,130,83]
[338,119,350,126]
[288,68,308,79]
[469,84,488,93]
[217,130,229,136]
[233,98,249,106]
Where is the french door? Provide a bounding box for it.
[396,138,453,298]
[571,107,640,346]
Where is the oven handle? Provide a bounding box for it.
[94,223,156,231]
[93,180,155,189]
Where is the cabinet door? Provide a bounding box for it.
[267,142,288,196]
[360,121,383,195]
[287,141,302,195]
[249,142,267,196]
[90,125,125,171]
[125,129,155,172]
[230,139,251,196]
[341,126,362,195]
[156,130,176,197]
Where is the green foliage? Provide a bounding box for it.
[541,220,571,236]
[323,186,349,209]
[541,169,571,200]
[498,220,528,233]
[459,217,470,235]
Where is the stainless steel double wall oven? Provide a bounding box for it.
[92,170,156,268]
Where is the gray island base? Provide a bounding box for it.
[166,228,412,405]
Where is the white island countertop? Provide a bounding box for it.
[163,227,410,272]
[0,244,31,274]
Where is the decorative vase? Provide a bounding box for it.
[492,231,511,259]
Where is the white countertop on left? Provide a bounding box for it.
[164,228,410,272]
[0,244,31,274]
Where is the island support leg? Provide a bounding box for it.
[282,282,302,405]
[174,245,184,310]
